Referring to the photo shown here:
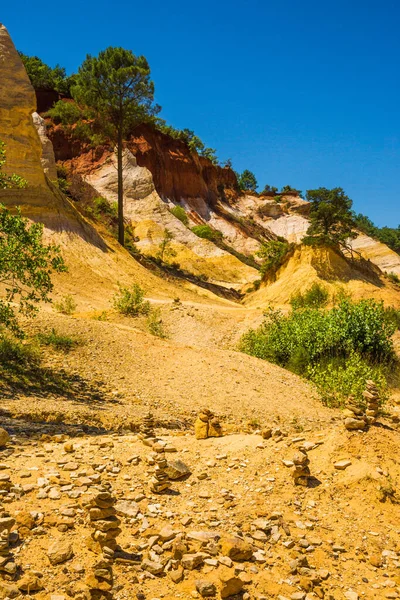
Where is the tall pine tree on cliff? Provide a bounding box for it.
[72,48,159,246]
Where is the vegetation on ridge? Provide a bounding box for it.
[240,291,398,407]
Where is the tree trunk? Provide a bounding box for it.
[117,126,124,246]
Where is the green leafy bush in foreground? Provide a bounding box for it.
[240,296,397,406]
[290,283,329,310]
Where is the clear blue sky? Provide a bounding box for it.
[3,0,399,226]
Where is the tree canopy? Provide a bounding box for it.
[304,187,357,247]
[18,52,75,95]
[71,47,159,245]
[238,170,258,192]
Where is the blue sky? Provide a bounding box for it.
[3,0,399,226]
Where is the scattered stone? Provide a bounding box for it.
[334,460,352,470]
[165,459,191,480]
[47,540,74,565]
[196,580,216,597]
[220,536,253,561]
[0,430,9,449]
[219,567,243,598]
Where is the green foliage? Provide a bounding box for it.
[290,283,329,310]
[156,229,177,263]
[257,240,290,276]
[18,52,75,95]
[238,170,258,192]
[281,185,301,196]
[307,352,389,407]
[170,205,189,226]
[191,224,223,243]
[240,297,397,406]
[93,197,118,220]
[156,123,218,164]
[0,204,66,337]
[113,284,150,316]
[72,47,160,245]
[384,306,400,330]
[36,328,80,352]
[0,335,40,366]
[0,142,27,189]
[387,272,400,285]
[54,295,77,315]
[147,308,167,338]
[72,48,159,138]
[303,187,357,247]
[354,213,400,255]
[45,101,83,125]
[261,185,278,194]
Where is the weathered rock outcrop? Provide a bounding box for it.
[32,112,58,181]
[0,24,47,188]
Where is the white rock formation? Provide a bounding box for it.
[32,112,58,181]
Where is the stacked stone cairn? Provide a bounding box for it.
[343,381,380,431]
[86,491,121,553]
[150,452,171,494]
[0,514,16,580]
[139,412,157,447]
[363,380,380,425]
[292,449,311,487]
[85,548,114,600]
[194,408,223,440]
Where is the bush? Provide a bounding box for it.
[36,328,80,352]
[290,283,329,310]
[191,225,223,243]
[93,197,118,219]
[0,336,40,366]
[170,205,189,226]
[54,295,77,315]
[147,308,167,338]
[46,101,82,125]
[307,352,389,407]
[387,272,400,285]
[257,240,290,277]
[113,284,150,316]
[384,306,400,330]
[240,298,397,406]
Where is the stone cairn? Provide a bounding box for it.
[0,514,16,581]
[292,450,311,487]
[139,411,156,446]
[150,452,171,494]
[86,491,121,553]
[343,380,380,431]
[363,380,380,425]
[85,491,121,600]
[194,408,223,440]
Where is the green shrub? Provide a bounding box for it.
[93,197,118,219]
[170,205,189,226]
[36,328,80,352]
[240,298,397,406]
[46,101,83,126]
[307,352,388,407]
[0,336,40,366]
[257,240,290,276]
[54,295,77,315]
[387,272,400,285]
[384,306,400,330]
[147,308,167,338]
[113,284,150,316]
[290,283,329,310]
[191,225,223,243]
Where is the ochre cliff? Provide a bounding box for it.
[0,24,47,189]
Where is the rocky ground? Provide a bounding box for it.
[0,413,399,600]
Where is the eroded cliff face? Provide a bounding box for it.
[0,24,47,189]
